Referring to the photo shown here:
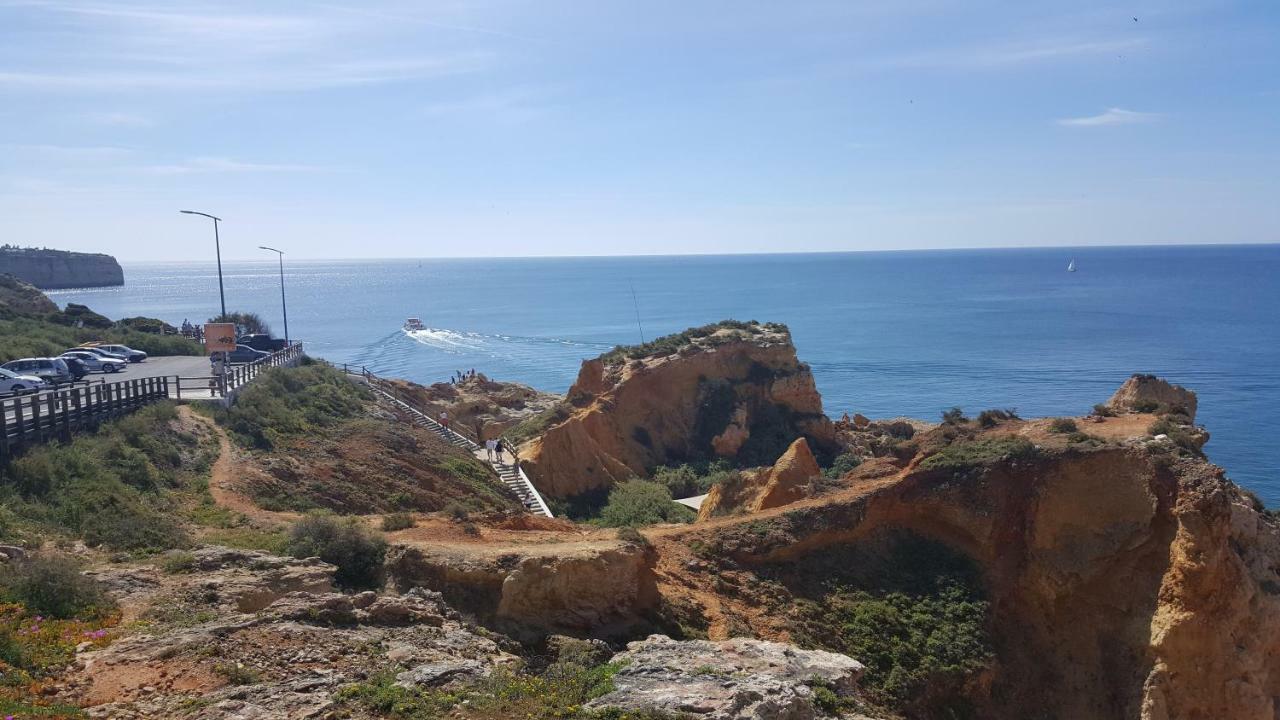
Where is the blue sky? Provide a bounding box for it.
[1,1,1277,260]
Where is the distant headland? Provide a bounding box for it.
[0,245,124,289]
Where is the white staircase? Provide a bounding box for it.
[362,382,553,517]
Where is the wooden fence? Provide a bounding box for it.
[0,342,306,461]
[0,376,171,460]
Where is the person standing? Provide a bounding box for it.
[439,410,449,431]
[494,437,506,463]
[485,437,497,462]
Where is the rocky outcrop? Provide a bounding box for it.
[698,437,821,520]
[0,247,124,289]
[1107,374,1198,419]
[386,374,564,441]
[587,634,865,720]
[387,541,656,639]
[651,375,1280,720]
[520,321,837,498]
[0,273,58,316]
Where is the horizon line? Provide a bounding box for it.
[110,240,1280,264]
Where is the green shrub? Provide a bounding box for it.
[0,553,115,619]
[616,526,650,546]
[651,461,735,498]
[1148,419,1201,455]
[222,365,370,450]
[1092,403,1115,417]
[1048,418,1078,434]
[209,311,270,336]
[919,437,1040,473]
[940,407,968,425]
[381,512,416,531]
[161,551,197,574]
[598,481,695,527]
[1132,400,1160,414]
[976,408,1019,428]
[285,513,387,589]
[442,502,470,521]
[822,452,862,479]
[599,320,787,366]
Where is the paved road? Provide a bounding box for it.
[2,355,216,423]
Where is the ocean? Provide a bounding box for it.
[48,245,1280,504]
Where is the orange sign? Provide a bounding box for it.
[204,323,236,352]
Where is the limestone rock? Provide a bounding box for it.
[520,321,835,497]
[698,438,820,520]
[586,634,864,719]
[1107,374,1198,420]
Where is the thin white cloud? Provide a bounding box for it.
[82,111,154,127]
[138,157,325,175]
[867,36,1147,70]
[1057,107,1162,127]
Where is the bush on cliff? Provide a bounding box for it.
[286,513,387,589]
[651,461,736,498]
[0,314,202,363]
[1048,418,1078,434]
[221,364,370,449]
[919,437,1039,473]
[597,481,695,527]
[599,319,788,365]
[0,402,205,551]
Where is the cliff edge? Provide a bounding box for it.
[0,246,124,289]
[518,320,837,498]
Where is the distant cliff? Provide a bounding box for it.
[0,247,124,289]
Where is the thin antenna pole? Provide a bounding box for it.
[629,280,645,344]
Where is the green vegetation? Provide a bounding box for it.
[381,512,416,531]
[599,320,787,366]
[650,461,737,498]
[822,452,862,479]
[219,364,370,449]
[1148,418,1202,456]
[1131,400,1160,413]
[209,311,270,336]
[1091,403,1115,417]
[0,314,202,363]
[597,481,695,528]
[201,527,289,555]
[976,408,1019,428]
[285,513,387,589]
[919,437,1040,473]
[0,402,213,551]
[787,533,991,715]
[336,658,669,720]
[940,407,968,425]
[0,554,114,620]
[506,402,572,445]
[161,550,197,574]
[1048,418,1078,434]
[214,662,262,686]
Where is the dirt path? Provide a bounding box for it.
[181,407,300,527]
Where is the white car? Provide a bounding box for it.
[0,367,47,395]
[60,351,126,373]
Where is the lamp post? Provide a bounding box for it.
[259,246,289,345]
[179,210,226,319]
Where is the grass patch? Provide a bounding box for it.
[1048,418,1078,434]
[336,659,658,720]
[0,553,115,620]
[919,437,1040,473]
[202,527,289,555]
[219,364,371,450]
[0,402,209,551]
[381,512,416,531]
[506,402,572,444]
[599,320,787,366]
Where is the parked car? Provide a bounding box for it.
[1,357,73,385]
[69,346,129,363]
[0,367,46,395]
[237,334,288,353]
[60,351,125,373]
[213,345,270,365]
[61,356,90,381]
[83,343,147,363]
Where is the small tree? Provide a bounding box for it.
[598,481,695,527]
[209,311,271,337]
[286,513,387,589]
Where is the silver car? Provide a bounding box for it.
[1,357,73,385]
[0,367,46,395]
[60,351,126,373]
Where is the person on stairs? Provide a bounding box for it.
[495,438,507,464]
[485,437,497,462]
[439,410,450,431]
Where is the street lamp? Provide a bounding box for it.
[259,246,289,345]
[179,210,226,319]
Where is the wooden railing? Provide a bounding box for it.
[1,376,172,460]
[215,342,305,397]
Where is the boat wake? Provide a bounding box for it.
[403,327,485,351]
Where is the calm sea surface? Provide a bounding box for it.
[49,246,1280,503]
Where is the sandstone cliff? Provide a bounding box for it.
[697,437,822,520]
[647,380,1280,720]
[519,321,837,498]
[0,247,124,289]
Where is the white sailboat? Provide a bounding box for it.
[1067,259,1077,272]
